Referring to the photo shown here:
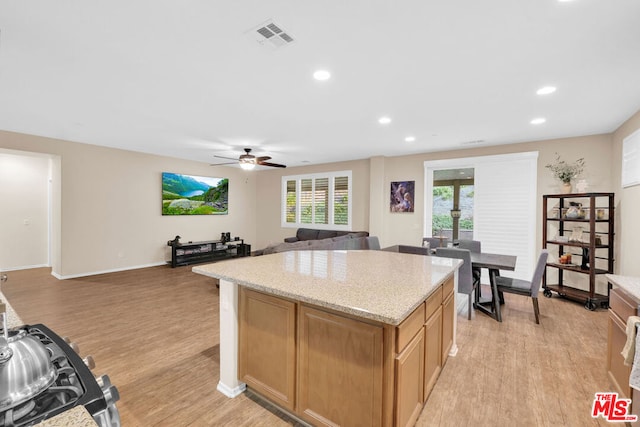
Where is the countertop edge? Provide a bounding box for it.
[194,259,460,325]
[607,274,640,302]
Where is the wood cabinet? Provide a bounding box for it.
[542,192,614,310]
[607,287,636,401]
[237,273,455,427]
[298,304,385,427]
[423,288,443,400]
[395,303,426,427]
[441,277,455,364]
[238,288,296,411]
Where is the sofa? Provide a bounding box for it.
[283,228,369,243]
[254,232,379,256]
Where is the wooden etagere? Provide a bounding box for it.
[542,192,614,310]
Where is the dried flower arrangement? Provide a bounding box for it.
[545,153,585,184]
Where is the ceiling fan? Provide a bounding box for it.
[212,148,287,170]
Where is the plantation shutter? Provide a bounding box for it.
[300,179,313,224]
[334,176,349,225]
[286,180,296,224]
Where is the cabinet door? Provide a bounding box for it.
[424,305,442,401]
[441,292,454,366]
[298,305,384,427]
[239,288,296,411]
[607,311,632,400]
[395,328,425,427]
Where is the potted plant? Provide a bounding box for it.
[545,153,585,193]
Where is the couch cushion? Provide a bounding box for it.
[317,230,339,240]
[296,228,320,241]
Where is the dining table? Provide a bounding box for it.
[470,251,517,322]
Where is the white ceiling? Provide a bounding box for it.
[1,1,639,169]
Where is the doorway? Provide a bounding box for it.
[424,152,538,280]
[432,168,474,241]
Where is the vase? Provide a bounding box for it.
[561,182,572,194]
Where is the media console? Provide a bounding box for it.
[167,236,250,268]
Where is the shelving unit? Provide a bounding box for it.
[542,192,614,310]
[167,238,250,268]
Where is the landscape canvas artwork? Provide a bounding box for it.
[162,172,228,215]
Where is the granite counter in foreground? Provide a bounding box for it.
[193,249,461,325]
[0,290,98,427]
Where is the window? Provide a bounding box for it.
[282,171,352,229]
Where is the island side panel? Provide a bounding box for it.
[217,279,246,397]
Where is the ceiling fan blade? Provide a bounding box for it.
[210,161,237,166]
[214,155,239,161]
[256,156,272,162]
[258,161,287,168]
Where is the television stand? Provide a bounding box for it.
[167,237,250,268]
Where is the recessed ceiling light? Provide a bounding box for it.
[405,136,416,142]
[536,86,557,95]
[378,116,392,125]
[313,70,331,81]
[531,118,546,125]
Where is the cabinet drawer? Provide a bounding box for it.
[442,275,454,299]
[425,287,443,320]
[610,287,638,321]
[397,303,426,352]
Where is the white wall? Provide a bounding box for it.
[0,130,256,278]
[613,109,640,276]
[0,150,50,270]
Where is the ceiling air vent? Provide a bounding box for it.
[248,20,295,49]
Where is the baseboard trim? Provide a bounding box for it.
[52,262,167,280]
[217,381,246,398]
[1,264,49,272]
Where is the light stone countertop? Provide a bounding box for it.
[193,249,461,325]
[607,274,640,301]
[1,290,98,427]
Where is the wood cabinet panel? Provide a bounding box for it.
[298,304,384,427]
[441,291,454,365]
[395,329,424,427]
[425,287,442,319]
[442,275,454,300]
[423,305,442,401]
[610,287,636,324]
[239,288,296,411]
[608,310,632,400]
[396,303,425,352]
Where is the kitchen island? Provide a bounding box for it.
[193,249,461,427]
[0,290,97,427]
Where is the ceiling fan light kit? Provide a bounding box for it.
[213,148,286,170]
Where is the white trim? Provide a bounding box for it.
[217,279,246,398]
[1,264,50,272]
[51,262,167,280]
[622,128,640,188]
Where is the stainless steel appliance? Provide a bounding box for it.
[0,320,121,426]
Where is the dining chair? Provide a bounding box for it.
[435,248,474,320]
[455,240,482,296]
[454,239,481,253]
[494,250,549,324]
[423,237,448,249]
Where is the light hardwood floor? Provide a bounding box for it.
[2,266,614,426]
